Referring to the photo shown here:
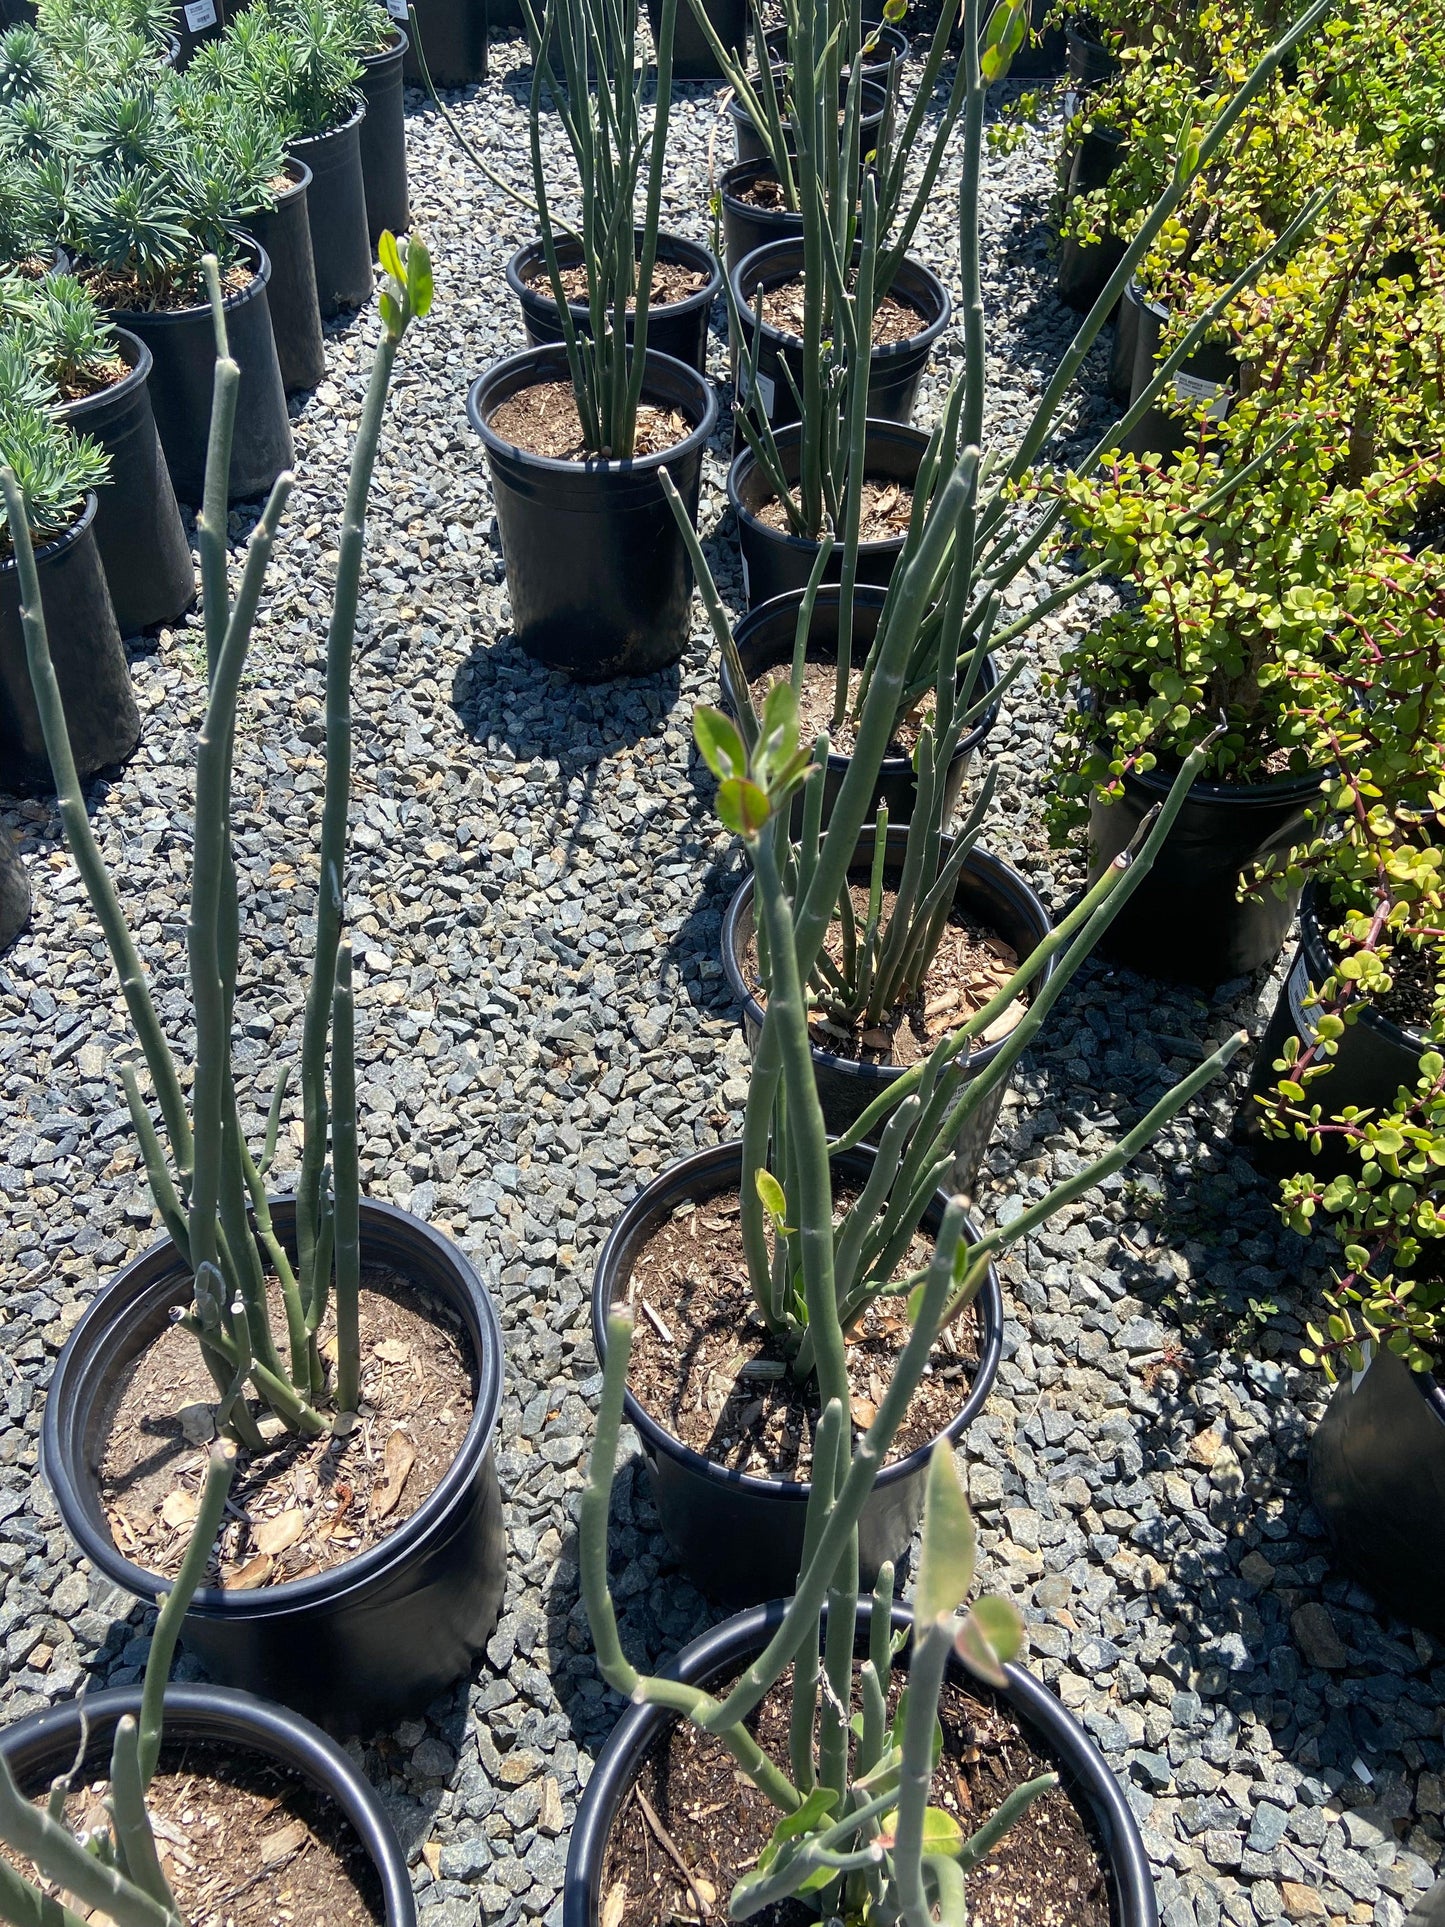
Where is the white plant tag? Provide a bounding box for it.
[1285,952,1320,1045]
[183,0,217,29]
[738,361,776,418]
[386,0,408,20]
[1349,1340,1374,1396]
[1173,369,1232,421]
[740,552,751,604]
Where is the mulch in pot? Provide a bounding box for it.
[97,1265,475,1591]
[52,354,130,402]
[83,259,256,315]
[752,474,914,540]
[622,1179,984,1476]
[488,380,689,460]
[526,258,709,309]
[744,888,1028,1069]
[600,1659,1111,1927]
[755,276,924,347]
[13,1740,384,1927]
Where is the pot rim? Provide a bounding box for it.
[52,329,151,425]
[467,342,719,476]
[0,1683,417,1927]
[360,23,408,63]
[1118,751,1325,810]
[504,228,723,322]
[730,236,952,361]
[1298,879,1435,1050]
[268,154,313,203]
[563,1599,1158,1927]
[0,490,97,576]
[727,64,888,120]
[722,831,1054,1087]
[40,1195,505,1620]
[719,155,805,219]
[590,1139,1004,1503]
[726,584,1002,777]
[290,95,368,149]
[100,233,272,325]
[727,418,931,556]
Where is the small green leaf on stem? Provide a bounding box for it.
[954,1595,1025,1688]
[914,1441,976,1624]
[694,705,748,781]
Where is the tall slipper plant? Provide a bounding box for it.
[669,0,1332,1119]
[11,231,434,1453]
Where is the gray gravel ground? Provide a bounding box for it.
[1,30,1442,1927]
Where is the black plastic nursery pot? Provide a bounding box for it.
[1065,16,1120,92]
[1123,279,1238,458]
[1109,269,1142,403]
[1,1685,417,1924]
[0,835,31,951]
[468,343,717,680]
[1056,126,1128,315]
[404,0,490,85]
[1309,1343,1445,1645]
[1000,0,1065,77]
[721,584,1001,831]
[649,0,745,77]
[0,496,140,796]
[719,158,805,276]
[723,828,1054,1179]
[730,237,950,433]
[359,27,411,243]
[563,1600,1159,1927]
[110,237,293,506]
[243,160,327,393]
[172,0,226,66]
[763,18,910,88]
[506,230,721,378]
[290,101,375,319]
[1241,882,1430,1178]
[1088,756,1322,986]
[728,419,930,608]
[729,69,888,170]
[591,1142,1003,1607]
[41,1198,506,1740]
[54,329,195,638]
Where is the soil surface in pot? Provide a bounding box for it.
[12,1740,384,1926]
[744,889,1027,1068]
[1318,903,1440,1032]
[83,259,255,315]
[747,656,952,758]
[623,1179,983,1474]
[488,380,689,460]
[525,259,709,308]
[53,352,130,401]
[96,1268,476,1589]
[758,275,924,347]
[754,475,913,540]
[600,1658,1111,1927]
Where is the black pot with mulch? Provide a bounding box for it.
[718,157,805,275]
[649,0,745,77]
[1310,1342,1445,1645]
[1121,279,1239,458]
[721,584,1001,830]
[723,827,1053,1178]
[467,342,717,679]
[591,1140,1003,1607]
[1239,881,1431,1177]
[404,0,490,85]
[0,835,30,951]
[1,1684,417,1925]
[41,1197,507,1739]
[728,418,929,608]
[243,160,327,393]
[0,495,140,796]
[1087,754,1322,985]
[54,328,195,638]
[564,1600,1159,1927]
[729,68,888,171]
[1056,123,1128,315]
[731,236,950,432]
[359,26,410,242]
[762,17,910,90]
[289,100,375,319]
[106,237,293,506]
[506,230,722,378]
